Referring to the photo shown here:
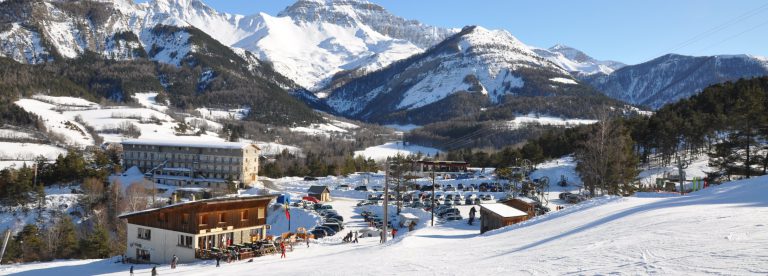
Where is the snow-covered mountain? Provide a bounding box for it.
[583,54,768,108]
[322,26,606,123]
[533,44,625,76]
[232,0,456,91]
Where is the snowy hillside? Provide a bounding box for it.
[354,141,439,161]
[323,25,593,123]
[533,44,626,76]
[584,54,768,108]
[6,169,767,275]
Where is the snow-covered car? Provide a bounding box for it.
[336,184,351,191]
[565,194,586,204]
[442,214,463,221]
[358,227,382,238]
[558,192,573,200]
[439,208,460,217]
[481,194,494,201]
[453,198,463,205]
[445,194,454,201]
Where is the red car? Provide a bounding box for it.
[302,196,320,203]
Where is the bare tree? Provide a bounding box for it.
[123,180,152,213]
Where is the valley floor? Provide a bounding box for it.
[3,174,767,275]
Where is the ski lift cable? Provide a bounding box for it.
[651,1,768,58]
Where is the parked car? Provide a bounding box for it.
[444,185,456,192]
[372,185,383,191]
[325,217,343,224]
[481,194,494,201]
[442,214,463,221]
[558,192,573,200]
[319,204,334,210]
[304,176,318,181]
[323,222,343,232]
[445,194,454,201]
[303,196,320,203]
[420,185,433,192]
[336,184,351,191]
[565,194,586,204]
[444,214,463,221]
[315,226,337,236]
[310,228,328,239]
[465,198,474,205]
[411,201,425,208]
[453,198,463,205]
[457,184,465,191]
[355,185,369,191]
[439,208,460,217]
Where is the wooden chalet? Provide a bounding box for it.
[118,195,276,264]
[479,203,529,234]
[308,185,331,202]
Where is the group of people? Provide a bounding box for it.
[342,231,359,243]
[379,227,398,243]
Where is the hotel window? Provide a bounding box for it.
[218,213,226,223]
[240,210,249,221]
[137,227,151,240]
[178,235,193,248]
[199,214,208,226]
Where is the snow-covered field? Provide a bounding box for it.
[507,114,598,130]
[289,119,359,137]
[354,141,439,161]
[7,171,767,275]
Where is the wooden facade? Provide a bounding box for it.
[120,196,274,234]
[501,198,536,217]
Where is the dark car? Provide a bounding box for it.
[323,222,343,232]
[325,218,343,224]
[304,176,318,181]
[315,226,337,236]
[326,214,344,222]
[565,194,586,204]
[457,184,465,190]
[558,192,573,200]
[310,229,328,238]
[355,185,369,191]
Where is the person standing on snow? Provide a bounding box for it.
[151,266,158,276]
[129,265,134,276]
[391,228,397,238]
[280,241,287,259]
[469,206,477,225]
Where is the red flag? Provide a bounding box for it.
[285,206,291,220]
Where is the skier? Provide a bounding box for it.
[280,241,287,259]
[151,266,158,276]
[468,206,477,225]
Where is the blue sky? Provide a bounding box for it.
[140,0,768,65]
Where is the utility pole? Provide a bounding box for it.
[430,165,435,226]
[382,159,389,243]
[0,229,10,264]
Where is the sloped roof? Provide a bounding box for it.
[308,185,330,194]
[118,194,276,219]
[480,203,528,218]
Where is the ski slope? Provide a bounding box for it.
[5,173,767,275]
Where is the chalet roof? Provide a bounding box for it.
[118,194,276,219]
[308,185,330,194]
[480,203,528,218]
[122,139,260,150]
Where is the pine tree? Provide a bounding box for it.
[53,216,79,259]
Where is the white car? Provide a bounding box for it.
[358,227,383,238]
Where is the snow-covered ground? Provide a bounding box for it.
[0,186,82,233]
[195,107,250,121]
[289,119,359,137]
[7,172,767,275]
[507,114,598,130]
[384,124,421,132]
[14,95,301,154]
[354,141,440,161]
[0,141,66,162]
